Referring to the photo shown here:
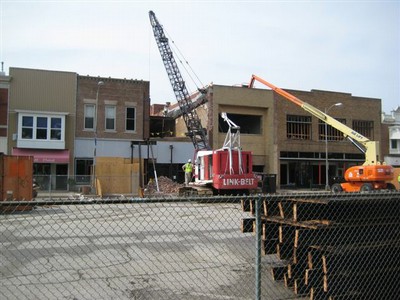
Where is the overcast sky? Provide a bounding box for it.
[1,0,399,113]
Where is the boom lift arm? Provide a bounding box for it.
[249,75,381,166]
[149,11,210,151]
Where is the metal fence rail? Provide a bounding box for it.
[1,191,400,300]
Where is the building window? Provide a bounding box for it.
[352,120,374,140]
[218,113,262,134]
[21,116,33,139]
[51,117,62,140]
[36,117,48,139]
[17,113,65,149]
[126,107,136,131]
[287,115,312,140]
[391,139,398,150]
[20,115,62,140]
[84,104,95,130]
[318,118,346,141]
[105,106,116,131]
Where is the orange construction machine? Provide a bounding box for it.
[249,75,395,193]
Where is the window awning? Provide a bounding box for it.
[12,148,70,163]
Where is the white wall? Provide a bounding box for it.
[74,138,193,164]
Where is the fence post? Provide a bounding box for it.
[49,174,52,199]
[255,194,261,300]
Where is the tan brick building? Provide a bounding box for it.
[275,88,382,188]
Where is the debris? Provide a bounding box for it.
[144,176,184,196]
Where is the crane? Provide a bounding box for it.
[149,11,259,194]
[149,10,209,151]
[249,74,395,193]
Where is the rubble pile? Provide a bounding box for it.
[144,176,184,196]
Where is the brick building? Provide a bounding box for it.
[172,83,383,189]
[74,75,150,185]
[275,88,382,188]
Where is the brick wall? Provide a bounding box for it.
[76,76,150,140]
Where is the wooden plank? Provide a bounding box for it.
[249,198,255,216]
[293,246,308,264]
[310,286,329,300]
[263,199,280,217]
[308,246,324,270]
[276,242,294,261]
[293,201,327,222]
[262,215,331,229]
[278,225,295,244]
[294,278,309,296]
[278,201,293,219]
[262,222,279,240]
[263,199,268,216]
[287,261,308,279]
[241,199,251,212]
[283,273,294,288]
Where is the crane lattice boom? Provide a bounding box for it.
[149,11,209,150]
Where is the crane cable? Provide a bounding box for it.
[163,27,205,93]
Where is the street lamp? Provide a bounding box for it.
[94,81,104,134]
[93,80,104,189]
[325,102,343,191]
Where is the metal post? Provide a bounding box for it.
[49,174,52,200]
[255,195,262,300]
[169,144,173,179]
[93,80,104,190]
[325,118,329,191]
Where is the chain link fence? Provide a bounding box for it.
[1,190,400,299]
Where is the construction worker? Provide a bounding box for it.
[182,159,193,186]
[398,173,400,190]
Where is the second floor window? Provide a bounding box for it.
[318,118,346,141]
[218,113,262,134]
[21,115,62,141]
[353,120,374,140]
[391,139,398,150]
[22,116,33,139]
[36,117,47,139]
[51,117,62,140]
[126,107,136,132]
[287,115,312,140]
[84,104,95,130]
[105,106,116,131]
